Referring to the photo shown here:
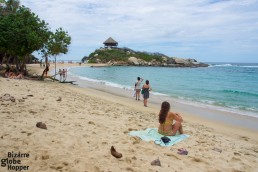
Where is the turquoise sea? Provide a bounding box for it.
[69,63,258,118]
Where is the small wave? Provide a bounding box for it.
[105,82,132,90]
[173,97,258,118]
[151,92,169,96]
[209,64,234,67]
[208,64,258,68]
[223,90,258,97]
[241,66,258,68]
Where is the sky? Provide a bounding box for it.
[20,0,258,63]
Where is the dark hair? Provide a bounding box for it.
[137,77,140,81]
[146,80,149,85]
[159,101,170,124]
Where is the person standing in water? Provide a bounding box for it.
[134,77,144,101]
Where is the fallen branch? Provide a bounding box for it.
[60,80,77,85]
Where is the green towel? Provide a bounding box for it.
[129,128,189,147]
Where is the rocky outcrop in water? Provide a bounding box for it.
[126,56,208,67]
[84,47,208,67]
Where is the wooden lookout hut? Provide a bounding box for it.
[103,37,118,48]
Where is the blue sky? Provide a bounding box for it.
[21,0,258,63]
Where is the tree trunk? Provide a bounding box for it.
[1,53,6,65]
[54,55,57,79]
[20,55,27,75]
[41,55,48,78]
[7,54,11,65]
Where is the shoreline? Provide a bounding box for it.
[65,65,258,131]
[30,63,258,134]
[1,63,258,171]
[67,65,258,117]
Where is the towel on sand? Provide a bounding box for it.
[129,128,189,147]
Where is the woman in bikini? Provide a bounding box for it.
[158,101,183,136]
[142,80,151,107]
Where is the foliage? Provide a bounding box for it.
[0,0,19,16]
[0,0,71,75]
[0,5,50,60]
[133,52,163,62]
[87,59,96,63]
[48,28,71,57]
[89,49,128,62]
[87,48,164,63]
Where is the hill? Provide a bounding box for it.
[82,47,208,67]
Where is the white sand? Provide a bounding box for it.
[0,64,258,172]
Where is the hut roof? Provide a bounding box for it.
[103,37,118,44]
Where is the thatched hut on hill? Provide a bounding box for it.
[103,37,118,48]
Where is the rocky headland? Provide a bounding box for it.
[82,47,209,67]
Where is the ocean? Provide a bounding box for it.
[68,63,258,118]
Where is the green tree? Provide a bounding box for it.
[49,28,71,76]
[40,28,71,77]
[0,0,20,16]
[0,0,20,65]
[0,5,51,73]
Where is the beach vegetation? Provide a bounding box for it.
[0,4,50,74]
[0,0,71,77]
[85,47,208,67]
[87,59,96,63]
[40,28,71,77]
[87,48,164,63]
[0,0,20,16]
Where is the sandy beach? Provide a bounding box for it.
[0,63,258,172]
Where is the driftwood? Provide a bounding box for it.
[25,76,77,85]
[60,80,77,85]
[43,76,77,85]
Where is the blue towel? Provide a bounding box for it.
[129,128,189,147]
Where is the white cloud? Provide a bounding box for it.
[21,0,258,62]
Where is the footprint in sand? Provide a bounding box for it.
[128,128,137,131]
[50,166,63,170]
[191,157,208,165]
[234,152,241,156]
[125,167,135,172]
[164,153,181,160]
[240,136,249,141]
[230,156,241,162]
[130,137,141,145]
[41,155,49,160]
[125,157,132,164]
[88,121,95,125]
[123,131,129,134]
[63,162,69,166]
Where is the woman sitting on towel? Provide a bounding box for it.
[158,101,183,136]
